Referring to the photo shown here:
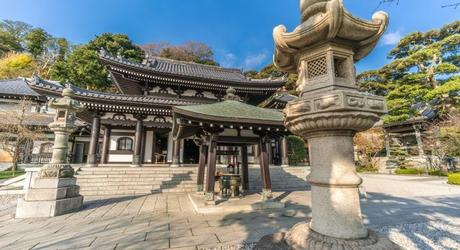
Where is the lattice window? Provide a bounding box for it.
[307,57,327,79]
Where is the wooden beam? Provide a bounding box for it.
[205,134,217,201]
[241,145,249,191]
[259,136,272,200]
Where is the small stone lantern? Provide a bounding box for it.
[16,85,85,218]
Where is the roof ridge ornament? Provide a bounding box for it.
[223,87,242,101]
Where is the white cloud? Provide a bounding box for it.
[220,52,237,68]
[382,31,402,45]
[243,51,269,70]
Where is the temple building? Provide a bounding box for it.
[0,51,292,168]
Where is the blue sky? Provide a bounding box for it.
[0,0,459,72]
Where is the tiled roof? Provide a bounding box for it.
[25,77,213,107]
[173,100,284,126]
[99,49,286,86]
[0,79,40,97]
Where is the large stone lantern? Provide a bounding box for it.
[256,0,399,249]
[16,85,85,218]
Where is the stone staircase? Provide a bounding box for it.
[75,166,310,196]
[76,167,198,196]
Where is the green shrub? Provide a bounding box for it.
[428,169,448,176]
[0,170,25,180]
[287,135,308,166]
[395,168,425,175]
[448,173,460,185]
[356,165,379,173]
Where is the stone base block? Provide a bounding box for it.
[33,177,77,189]
[25,185,80,201]
[16,195,83,218]
[255,222,400,250]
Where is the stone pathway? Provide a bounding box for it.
[0,174,459,249]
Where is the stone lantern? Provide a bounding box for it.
[16,85,85,218]
[256,0,399,249]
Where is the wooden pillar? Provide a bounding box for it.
[281,136,289,167]
[384,130,391,157]
[132,118,144,166]
[86,113,101,167]
[171,139,181,167]
[253,144,260,164]
[205,134,217,201]
[100,126,111,164]
[241,145,249,191]
[151,132,157,163]
[197,144,207,192]
[259,136,272,201]
[413,125,425,157]
[140,130,147,164]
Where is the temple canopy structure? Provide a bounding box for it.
[172,88,288,200]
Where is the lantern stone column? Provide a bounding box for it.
[16,86,85,218]
[256,0,398,249]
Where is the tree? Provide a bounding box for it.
[140,41,219,66]
[248,63,299,95]
[0,99,45,172]
[0,53,37,79]
[358,21,460,123]
[50,33,144,90]
[0,20,32,41]
[425,112,460,170]
[24,28,51,58]
[287,135,308,165]
[0,30,22,56]
[387,140,411,169]
[354,128,385,171]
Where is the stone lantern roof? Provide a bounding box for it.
[273,0,389,72]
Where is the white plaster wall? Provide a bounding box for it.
[144,131,153,163]
[108,154,132,163]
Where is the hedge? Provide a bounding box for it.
[287,135,308,166]
[448,173,460,185]
[394,168,425,175]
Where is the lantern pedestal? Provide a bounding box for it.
[15,177,83,218]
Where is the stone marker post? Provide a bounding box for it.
[16,86,85,218]
[256,0,399,248]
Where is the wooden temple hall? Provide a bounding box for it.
[24,50,292,171]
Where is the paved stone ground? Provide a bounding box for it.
[0,174,460,249]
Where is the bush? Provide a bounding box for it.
[395,168,425,175]
[356,165,379,173]
[448,173,460,185]
[287,135,308,166]
[428,169,448,176]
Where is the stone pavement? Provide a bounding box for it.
[0,174,459,249]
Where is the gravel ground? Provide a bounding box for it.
[213,221,460,250]
[375,221,460,250]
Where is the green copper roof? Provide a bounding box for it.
[173,100,284,125]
